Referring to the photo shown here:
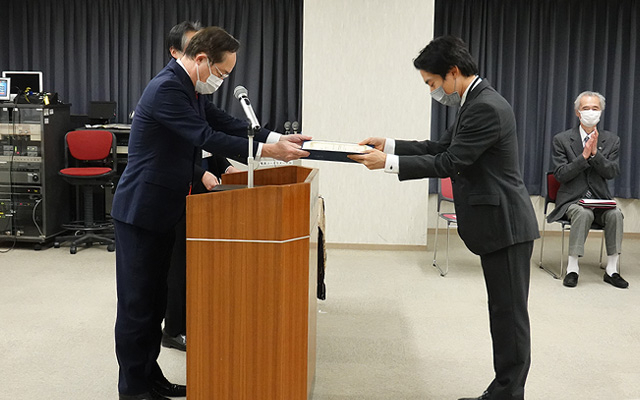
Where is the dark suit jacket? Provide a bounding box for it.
[395,80,539,255]
[111,59,270,232]
[547,127,620,223]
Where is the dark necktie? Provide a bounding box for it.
[583,135,592,198]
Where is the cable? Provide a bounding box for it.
[0,237,17,253]
[32,198,44,237]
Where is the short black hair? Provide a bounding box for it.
[184,26,240,64]
[166,21,202,55]
[413,35,478,79]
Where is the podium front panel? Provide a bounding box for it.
[186,166,318,400]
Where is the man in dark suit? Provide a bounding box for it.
[161,21,243,353]
[350,36,539,400]
[548,91,627,289]
[111,26,309,400]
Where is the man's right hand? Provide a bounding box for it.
[262,141,310,162]
[201,171,220,191]
[583,134,597,159]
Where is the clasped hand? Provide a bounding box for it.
[583,129,599,159]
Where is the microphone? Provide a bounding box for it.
[292,121,300,134]
[233,85,260,130]
[284,121,291,134]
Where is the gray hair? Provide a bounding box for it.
[574,91,606,112]
[181,21,202,50]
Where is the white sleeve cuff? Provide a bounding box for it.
[256,143,263,158]
[385,154,400,174]
[384,138,395,154]
[266,132,281,144]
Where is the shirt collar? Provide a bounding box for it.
[176,57,189,74]
[461,76,481,107]
[579,125,593,142]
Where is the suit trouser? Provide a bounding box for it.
[164,214,187,336]
[481,241,533,400]
[565,204,623,257]
[114,219,176,395]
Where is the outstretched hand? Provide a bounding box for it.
[348,149,387,170]
[280,134,312,145]
[263,140,310,162]
[358,137,386,151]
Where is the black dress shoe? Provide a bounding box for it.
[162,330,186,351]
[459,390,490,400]
[563,272,579,287]
[604,272,629,289]
[150,378,186,398]
[119,392,169,400]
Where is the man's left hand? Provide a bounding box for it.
[591,128,599,156]
[348,149,386,170]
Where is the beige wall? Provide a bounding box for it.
[300,0,639,246]
[301,0,435,245]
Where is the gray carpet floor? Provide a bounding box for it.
[1,231,638,400]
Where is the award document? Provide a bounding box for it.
[578,199,617,209]
[302,140,373,163]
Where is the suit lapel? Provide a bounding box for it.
[596,129,607,153]
[453,79,490,135]
[569,127,583,158]
[167,59,202,114]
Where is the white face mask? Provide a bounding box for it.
[579,109,601,127]
[430,77,461,107]
[195,58,223,94]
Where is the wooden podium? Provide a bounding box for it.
[185,165,319,400]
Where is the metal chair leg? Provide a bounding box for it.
[432,217,448,277]
[432,218,440,268]
[441,222,450,276]
[539,218,561,279]
[599,233,604,269]
[538,219,546,267]
[559,226,567,278]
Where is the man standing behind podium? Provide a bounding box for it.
[350,36,539,400]
[111,26,309,400]
[161,20,242,353]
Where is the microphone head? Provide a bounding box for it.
[292,121,300,131]
[284,121,291,131]
[234,85,248,99]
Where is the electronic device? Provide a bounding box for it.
[0,77,10,101]
[88,101,117,124]
[1,71,43,100]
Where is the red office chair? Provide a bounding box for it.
[538,172,608,278]
[432,177,457,276]
[54,130,116,254]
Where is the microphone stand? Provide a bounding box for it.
[247,124,254,188]
[247,124,261,188]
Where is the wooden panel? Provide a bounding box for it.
[187,240,310,399]
[186,183,310,242]
[186,166,319,400]
[222,165,313,186]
